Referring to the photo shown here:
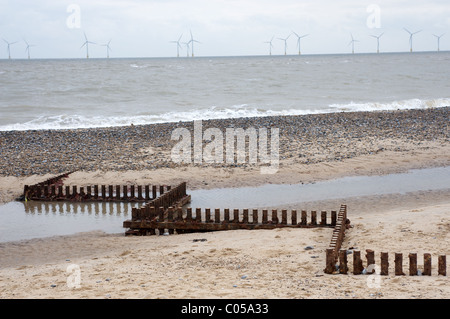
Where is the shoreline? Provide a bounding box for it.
[0,107,449,299]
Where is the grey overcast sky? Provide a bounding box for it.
[1,0,449,59]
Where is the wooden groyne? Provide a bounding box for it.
[123,206,343,236]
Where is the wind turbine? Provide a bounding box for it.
[24,39,36,59]
[277,33,291,55]
[170,34,183,57]
[370,32,384,53]
[3,39,18,59]
[101,39,112,58]
[264,36,274,55]
[189,30,200,57]
[433,33,445,52]
[183,41,191,57]
[292,32,309,55]
[348,33,359,54]
[80,32,96,59]
[404,28,421,52]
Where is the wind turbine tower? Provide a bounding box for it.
[370,32,384,53]
[264,36,274,55]
[433,33,445,52]
[183,41,191,57]
[189,30,200,57]
[349,33,359,54]
[101,39,112,58]
[3,39,18,59]
[24,39,36,59]
[293,32,308,55]
[278,34,291,55]
[404,28,421,52]
[80,32,96,59]
[171,34,183,57]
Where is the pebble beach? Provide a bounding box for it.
[0,107,449,300]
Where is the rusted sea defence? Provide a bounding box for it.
[0,107,448,177]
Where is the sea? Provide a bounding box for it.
[0,51,449,131]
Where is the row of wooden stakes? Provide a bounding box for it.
[23,184,171,202]
[326,249,447,276]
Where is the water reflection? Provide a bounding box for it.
[22,201,139,216]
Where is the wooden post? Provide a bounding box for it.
[291,210,297,225]
[310,211,317,225]
[243,209,249,224]
[324,249,335,274]
[320,211,327,225]
[339,249,348,274]
[423,253,432,276]
[281,210,287,225]
[101,185,106,199]
[160,185,164,195]
[73,186,78,197]
[109,185,113,199]
[115,185,120,200]
[262,209,268,224]
[271,209,278,224]
[252,209,258,224]
[233,209,239,223]
[438,255,446,276]
[205,208,211,223]
[158,206,165,235]
[152,185,157,199]
[366,249,375,274]
[66,186,71,199]
[186,208,192,221]
[380,252,389,275]
[353,250,364,275]
[58,186,64,198]
[43,185,49,197]
[224,209,230,223]
[138,186,143,200]
[395,253,405,276]
[122,185,127,200]
[130,185,135,199]
[196,208,202,222]
[51,185,56,197]
[145,185,150,200]
[215,209,220,223]
[409,253,417,276]
[331,211,337,226]
[301,210,307,225]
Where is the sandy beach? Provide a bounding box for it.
[0,108,449,299]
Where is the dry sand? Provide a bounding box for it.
[0,145,449,299]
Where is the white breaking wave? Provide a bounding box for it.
[0,98,448,131]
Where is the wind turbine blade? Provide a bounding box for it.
[404,28,412,34]
[80,42,86,49]
[178,34,183,42]
[413,30,422,35]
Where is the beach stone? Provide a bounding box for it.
[304,246,314,250]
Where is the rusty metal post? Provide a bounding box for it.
[366,249,375,274]
[395,253,405,276]
[438,255,446,276]
[409,253,417,276]
[353,250,364,275]
[339,249,348,274]
[380,252,389,275]
[424,253,432,276]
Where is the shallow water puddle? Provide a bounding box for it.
[0,166,449,242]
